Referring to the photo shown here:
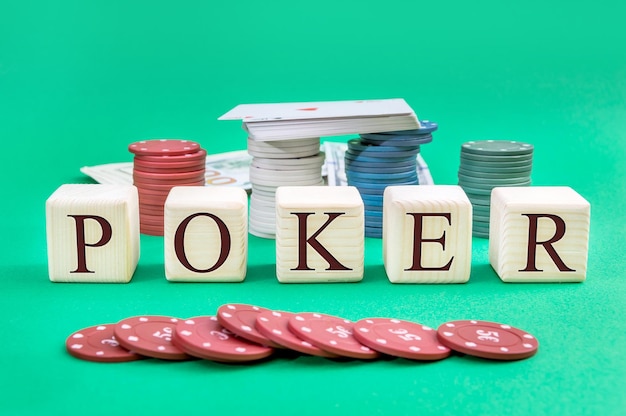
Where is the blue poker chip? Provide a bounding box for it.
[346,170,418,181]
[360,133,432,145]
[348,175,418,185]
[344,153,416,164]
[360,194,383,205]
[365,210,383,218]
[346,148,420,159]
[345,158,417,169]
[376,120,439,135]
[345,164,417,174]
[354,186,385,195]
[365,218,383,228]
[363,204,383,212]
[365,229,382,239]
[348,178,418,189]
[347,139,420,153]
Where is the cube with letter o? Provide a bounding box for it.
[164,186,248,282]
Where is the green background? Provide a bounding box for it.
[1,1,625,415]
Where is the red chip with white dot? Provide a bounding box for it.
[128,139,201,156]
[287,312,380,360]
[113,316,191,361]
[255,310,340,358]
[66,324,144,363]
[437,320,539,361]
[217,304,283,348]
[353,318,451,361]
[172,316,274,362]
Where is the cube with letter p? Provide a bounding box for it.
[46,184,140,283]
[383,185,472,283]
[489,186,590,282]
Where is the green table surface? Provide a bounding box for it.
[2,1,626,415]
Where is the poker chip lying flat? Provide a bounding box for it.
[172,316,274,362]
[66,324,144,363]
[114,316,191,360]
[437,320,539,361]
[353,318,451,361]
[461,140,533,156]
[287,312,380,360]
[217,304,283,348]
[255,310,340,358]
[129,139,201,156]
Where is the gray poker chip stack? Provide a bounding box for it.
[457,140,534,238]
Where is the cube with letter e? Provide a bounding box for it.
[383,185,472,283]
[45,184,140,283]
[489,186,590,282]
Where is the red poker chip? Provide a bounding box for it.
[139,212,164,222]
[287,312,380,360]
[134,149,207,163]
[133,161,207,173]
[139,205,165,217]
[255,310,340,358]
[138,194,168,206]
[133,168,206,181]
[133,180,205,191]
[128,139,201,156]
[132,175,206,186]
[140,225,164,236]
[353,318,451,361]
[437,320,539,361]
[136,185,171,195]
[114,316,191,360]
[173,316,274,362]
[217,304,283,348]
[66,324,144,363]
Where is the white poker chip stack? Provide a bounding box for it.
[247,137,325,238]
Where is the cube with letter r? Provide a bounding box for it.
[489,186,590,282]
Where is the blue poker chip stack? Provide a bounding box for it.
[345,121,438,238]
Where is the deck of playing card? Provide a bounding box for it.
[218,98,420,141]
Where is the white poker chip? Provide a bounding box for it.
[249,176,324,187]
[247,142,320,153]
[250,170,322,183]
[251,153,325,168]
[248,148,321,159]
[247,137,320,149]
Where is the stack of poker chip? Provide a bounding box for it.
[457,140,533,238]
[345,121,438,238]
[129,139,207,236]
[247,137,325,239]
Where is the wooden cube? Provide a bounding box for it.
[489,186,590,282]
[46,184,140,283]
[275,186,364,283]
[164,186,248,282]
[383,185,472,283]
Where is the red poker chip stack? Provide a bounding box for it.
[128,139,207,236]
